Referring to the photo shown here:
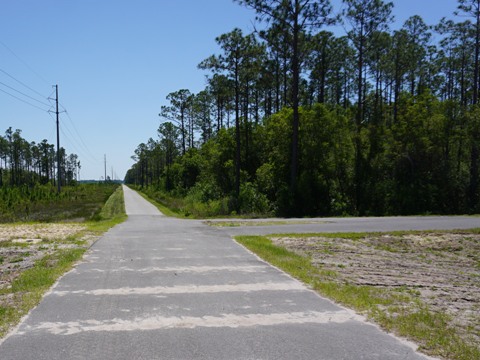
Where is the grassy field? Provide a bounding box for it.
[0,183,120,223]
[0,184,126,338]
[236,231,480,360]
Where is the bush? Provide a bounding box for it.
[183,182,231,217]
[238,182,272,216]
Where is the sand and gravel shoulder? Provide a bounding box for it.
[271,232,480,352]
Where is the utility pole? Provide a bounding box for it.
[55,85,61,193]
[104,154,107,182]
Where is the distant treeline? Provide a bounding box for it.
[0,127,80,187]
[0,127,119,222]
[126,0,480,217]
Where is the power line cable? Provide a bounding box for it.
[60,126,82,156]
[64,113,99,162]
[0,87,49,112]
[60,117,97,164]
[0,80,50,107]
[0,40,50,85]
[59,127,100,177]
[48,110,97,165]
[46,114,57,140]
[48,111,79,156]
[0,67,48,100]
[0,47,100,170]
[59,103,99,162]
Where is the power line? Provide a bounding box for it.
[0,43,100,171]
[60,104,98,161]
[60,126,82,156]
[0,87,49,112]
[59,117,97,164]
[0,40,50,85]
[49,109,98,166]
[0,80,50,107]
[0,67,48,100]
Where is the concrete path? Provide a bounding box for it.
[0,186,436,359]
[217,216,480,237]
[123,186,163,216]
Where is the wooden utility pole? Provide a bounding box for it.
[104,154,107,182]
[55,85,61,193]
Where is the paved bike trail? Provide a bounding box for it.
[0,186,434,359]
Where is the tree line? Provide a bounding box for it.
[0,127,80,187]
[125,0,480,217]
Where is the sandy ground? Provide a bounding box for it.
[0,224,85,242]
[0,224,87,293]
[271,232,480,350]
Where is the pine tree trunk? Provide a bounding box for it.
[290,0,300,213]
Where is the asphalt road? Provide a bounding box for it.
[217,215,480,237]
[2,186,470,359]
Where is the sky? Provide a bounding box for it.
[0,0,460,181]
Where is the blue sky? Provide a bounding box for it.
[0,0,459,180]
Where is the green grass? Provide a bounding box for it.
[98,185,126,220]
[237,235,318,281]
[380,306,480,359]
[235,234,480,360]
[10,248,85,293]
[82,184,127,234]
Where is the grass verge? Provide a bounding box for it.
[97,184,127,223]
[235,234,480,360]
[0,186,127,339]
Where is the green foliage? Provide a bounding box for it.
[238,182,272,215]
[124,0,480,217]
[169,148,205,192]
[127,98,480,217]
[134,184,229,218]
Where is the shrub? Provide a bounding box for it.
[238,182,272,216]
